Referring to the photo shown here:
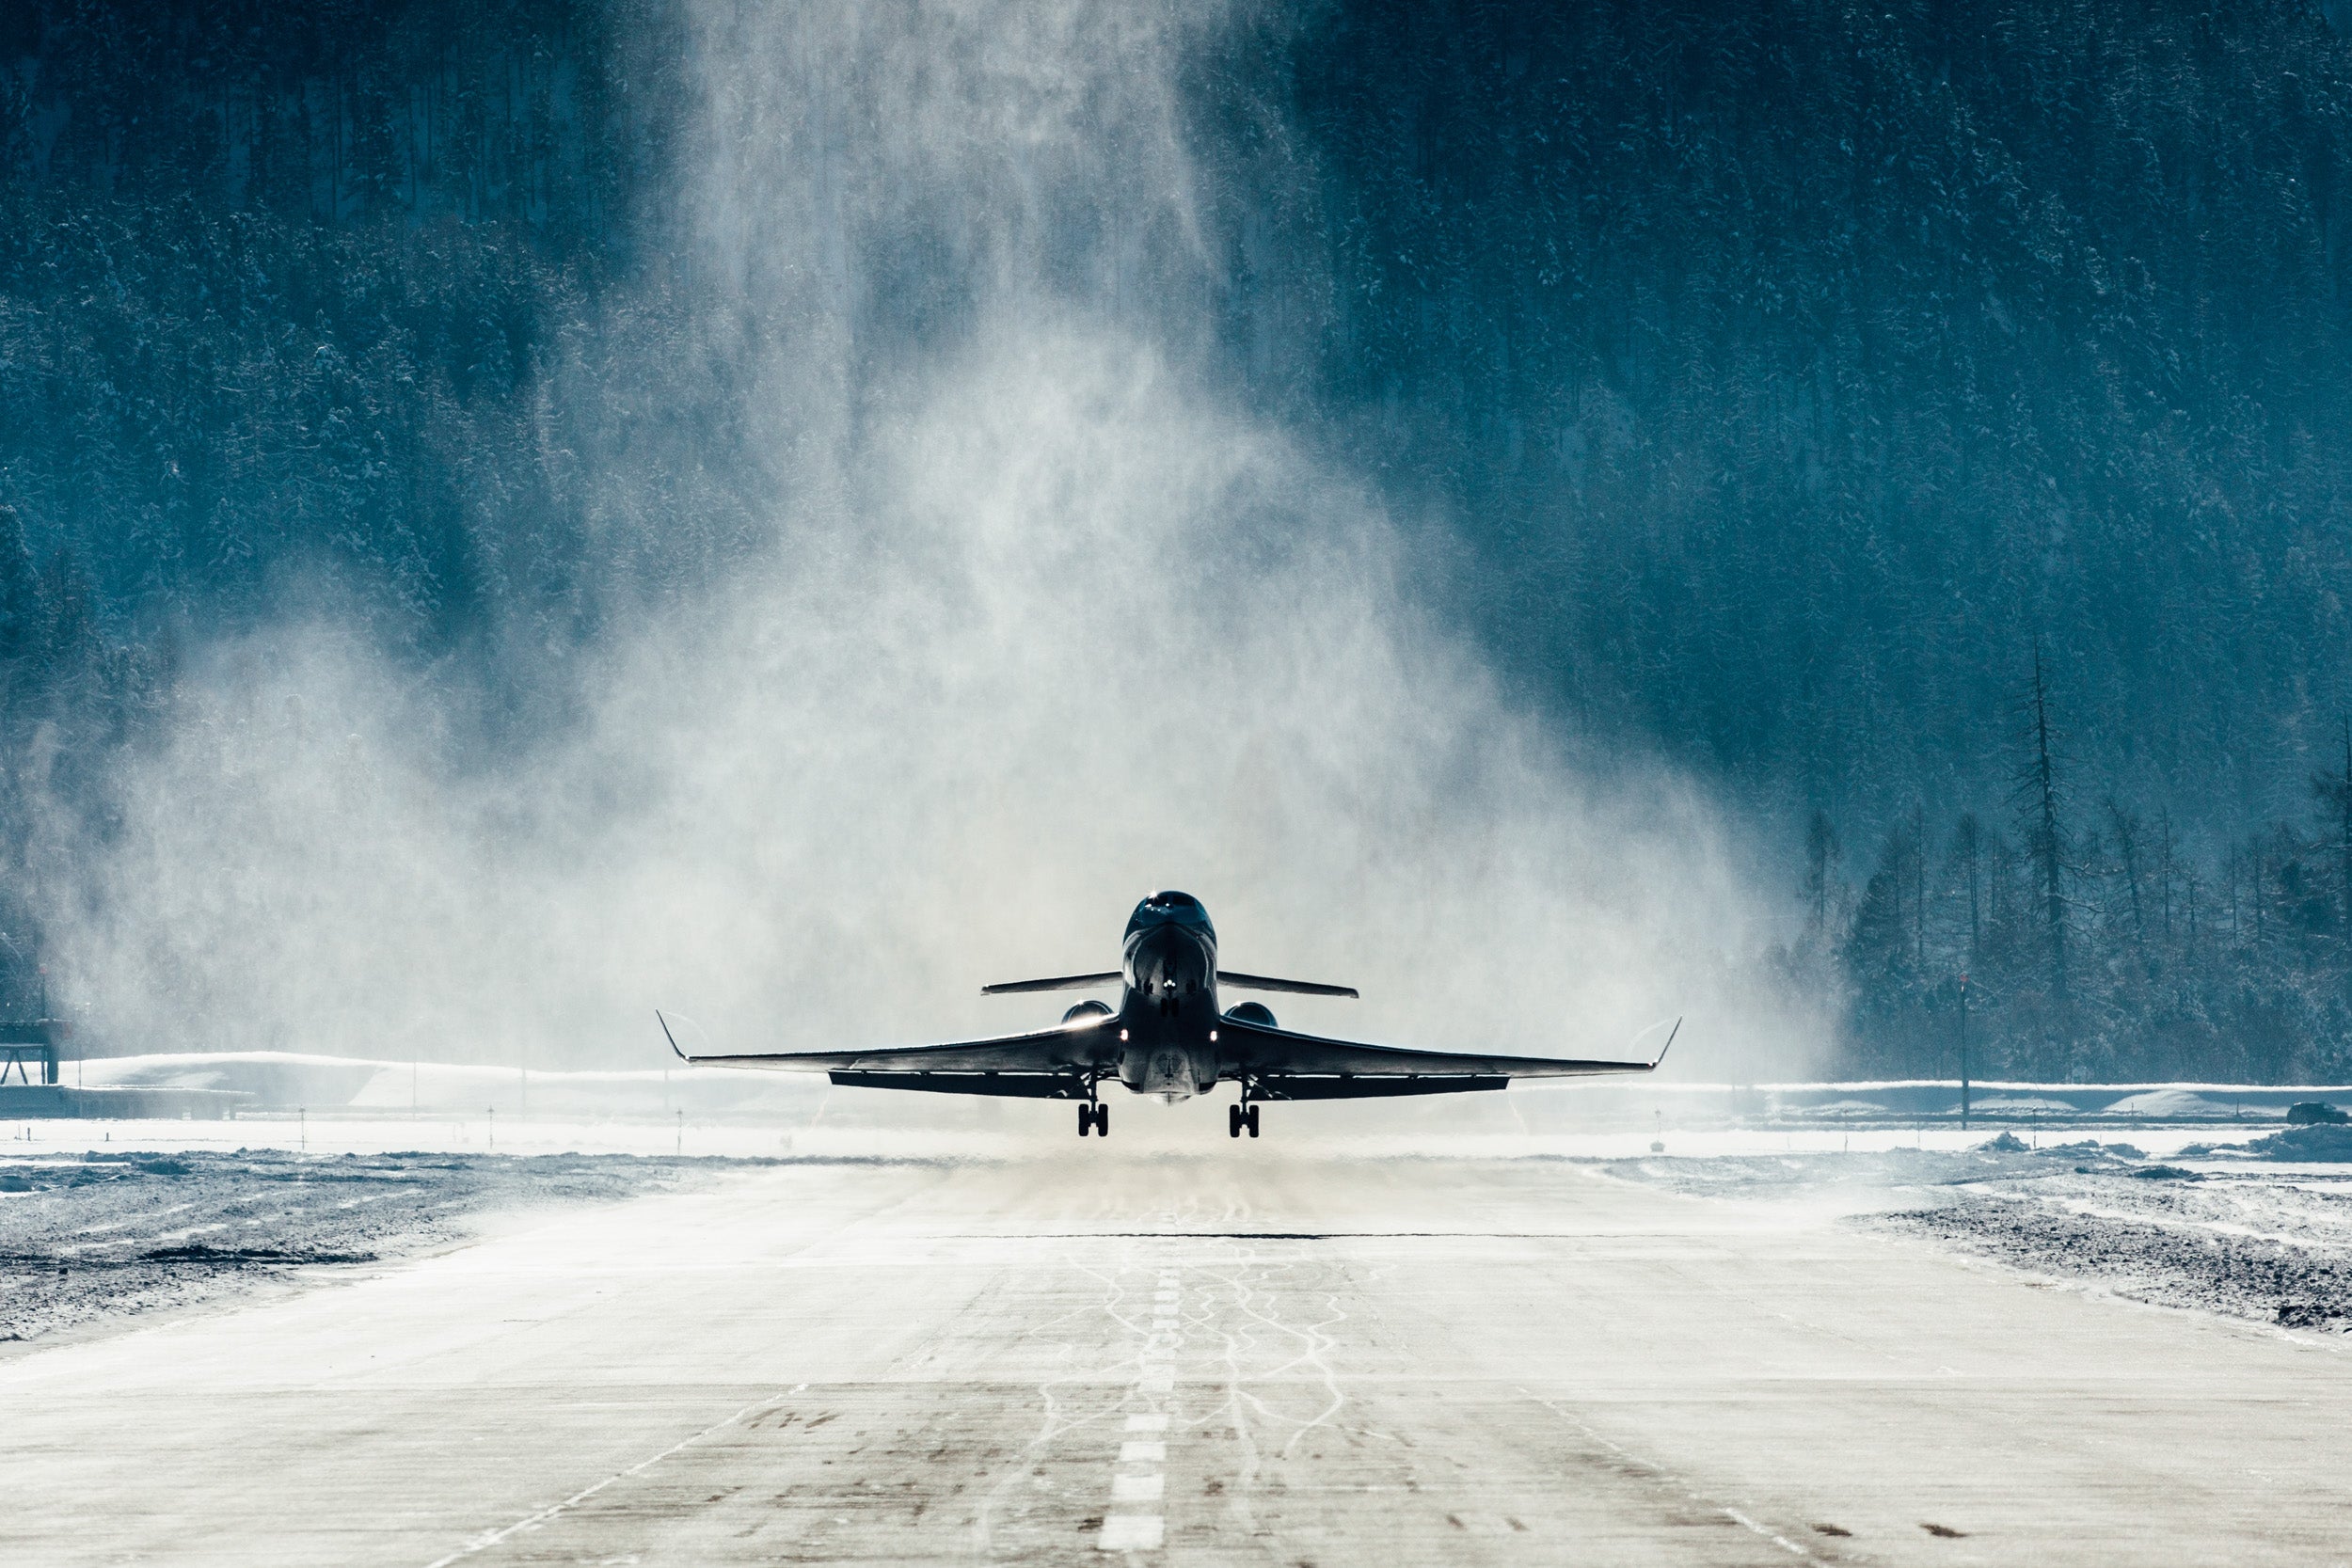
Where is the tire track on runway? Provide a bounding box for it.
[419,1385,806,1568]
[1205,1254,1351,1457]
[1518,1388,1855,1566]
[980,1234,1191,1558]
[973,1239,1152,1556]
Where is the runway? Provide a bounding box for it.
[5,1152,2349,1565]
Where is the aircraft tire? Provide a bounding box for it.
[1078,1104,1092,1137]
[1228,1104,1244,1138]
[1246,1105,1262,1138]
[1093,1103,1110,1137]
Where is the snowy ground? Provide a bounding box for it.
[1597,1127,2352,1334]
[0,1145,741,1349]
[11,1148,2352,1566]
[8,1106,2352,1359]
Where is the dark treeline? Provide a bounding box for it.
[8,0,2352,1077]
[1819,656,2352,1083]
[1194,0,2352,1081]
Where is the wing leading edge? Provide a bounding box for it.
[657,1010,1118,1077]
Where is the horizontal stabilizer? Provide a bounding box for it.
[980,971,1122,995]
[1216,971,1359,998]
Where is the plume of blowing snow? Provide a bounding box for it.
[41,1,1828,1082]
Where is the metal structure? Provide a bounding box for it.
[0,1018,69,1086]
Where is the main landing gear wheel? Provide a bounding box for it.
[1078,1102,1109,1137]
[1228,1103,1261,1139]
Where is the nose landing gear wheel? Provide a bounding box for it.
[1230,1102,1262,1139]
[1079,1101,1109,1137]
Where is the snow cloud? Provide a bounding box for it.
[43,0,1826,1088]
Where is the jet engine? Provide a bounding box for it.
[1062,999,1114,1024]
[1223,1001,1277,1029]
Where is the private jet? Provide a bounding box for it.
[660,890,1674,1138]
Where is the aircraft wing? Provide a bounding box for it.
[1216,1012,1674,1083]
[659,1011,1117,1090]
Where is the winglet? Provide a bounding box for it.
[1652,1016,1681,1069]
[657,1009,690,1063]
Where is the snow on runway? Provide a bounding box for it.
[4,1154,2350,1565]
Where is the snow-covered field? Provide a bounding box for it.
[0,1146,735,1349]
[1597,1125,2352,1334]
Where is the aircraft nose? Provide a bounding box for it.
[1129,923,1206,992]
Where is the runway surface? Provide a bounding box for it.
[6,1152,2350,1566]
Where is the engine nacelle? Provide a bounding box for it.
[1223,1001,1277,1029]
[1062,999,1114,1024]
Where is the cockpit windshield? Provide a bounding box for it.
[1127,889,1215,937]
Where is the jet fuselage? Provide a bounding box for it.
[1114,891,1222,1099]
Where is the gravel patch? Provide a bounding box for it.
[1876,1186,2352,1330]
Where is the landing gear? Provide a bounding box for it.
[1228,1102,1260,1139]
[1078,1101,1109,1137]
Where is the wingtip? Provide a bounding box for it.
[1651,1016,1681,1069]
[656,1009,689,1062]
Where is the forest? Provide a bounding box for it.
[7,0,2352,1079]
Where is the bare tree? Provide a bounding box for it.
[1911,798,1927,966]
[1804,809,1842,941]
[2311,715,2352,945]
[2153,808,2178,943]
[2106,797,2147,955]
[2013,641,2070,996]
[1949,811,1984,961]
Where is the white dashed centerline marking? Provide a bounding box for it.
[1100,1515,1164,1550]
[1099,1271,1179,1553]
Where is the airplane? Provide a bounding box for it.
[660,889,1676,1139]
